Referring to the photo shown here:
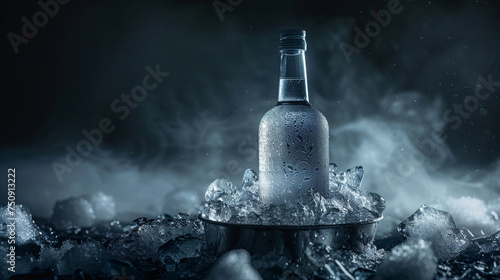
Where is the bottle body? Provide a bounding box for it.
[259,104,329,204]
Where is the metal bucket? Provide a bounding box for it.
[199,215,382,260]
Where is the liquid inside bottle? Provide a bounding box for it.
[259,30,329,205]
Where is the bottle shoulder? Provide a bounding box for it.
[259,104,328,127]
[261,104,327,120]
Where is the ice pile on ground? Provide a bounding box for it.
[398,205,473,260]
[159,233,203,272]
[205,249,263,280]
[51,192,116,230]
[107,214,205,274]
[202,165,385,225]
[0,204,44,244]
[0,199,498,278]
[1,205,208,278]
[376,238,437,280]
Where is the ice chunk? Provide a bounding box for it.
[343,166,364,190]
[328,163,338,173]
[329,165,363,192]
[51,193,116,231]
[163,189,202,216]
[203,201,232,222]
[242,169,259,195]
[0,204,44,244]
[84,191,116,221]
[376,238,437,280]
[159,234,203,272]
[398,205,472,260]
[205,249,263,280]
[297,189,327,223]
[205,179,236,203]
[57,240,107,275]
[51,197,96,230]
[433,196,498,236]
[361,191,386,217]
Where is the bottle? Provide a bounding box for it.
[259,29,329,205]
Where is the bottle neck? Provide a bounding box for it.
[278,49,309,104]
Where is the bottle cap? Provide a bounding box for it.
[279,29,307,51]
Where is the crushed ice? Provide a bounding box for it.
[202,165,385,225]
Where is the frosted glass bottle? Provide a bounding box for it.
[259,30,329,205]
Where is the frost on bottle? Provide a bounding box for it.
[259,30,329,205]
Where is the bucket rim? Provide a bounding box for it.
[198,214,383,230]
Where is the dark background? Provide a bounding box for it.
[1,0,499,223]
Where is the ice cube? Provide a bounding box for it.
[203,201,232,222]
[51,197,96,230]
[205,179,236,203]
[205,249,263,280]
[329,163,338,173]
[84,191,116,221]
[344,166,364,190]
[329,165,364,192]
[0,204,44,244]
[376,238,437,280]
[242,169,259,195]
[361,191,386,217]
[297,189,327,223]
[398,205,472,260]
[234,190,259,205]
